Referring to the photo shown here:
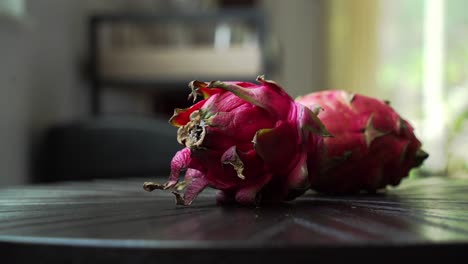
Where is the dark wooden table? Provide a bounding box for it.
[1,177,468,263]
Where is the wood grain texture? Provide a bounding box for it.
[0,177,468,263]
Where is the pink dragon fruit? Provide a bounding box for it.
[144,76,330,205]
[296,90,428,194]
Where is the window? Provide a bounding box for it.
[328,0,468,176]
[378,0,468,176]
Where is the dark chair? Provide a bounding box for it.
[38,115,182,182]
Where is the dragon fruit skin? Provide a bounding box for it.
[296,90,428,194]
[144,76,329,205]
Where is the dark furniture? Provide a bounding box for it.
[38,115,182,182]
[35,10,268,183]
[1,176,468,263]
[89,10,267,115]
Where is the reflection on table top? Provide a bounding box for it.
[0,176,467,263]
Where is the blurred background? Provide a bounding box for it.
[0,0,466,187]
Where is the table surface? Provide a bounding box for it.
[1,176,468,263]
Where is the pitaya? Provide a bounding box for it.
[296,90,428,194]
[144,76,330,205]
[144,78,428,206]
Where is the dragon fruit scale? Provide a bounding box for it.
[144,76,330,205]
[296,90,428,194]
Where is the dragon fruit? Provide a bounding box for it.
[144,76,329,205]
[296,90,428,194]
[144,78,428,206]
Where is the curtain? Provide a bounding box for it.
[326,0,379,97]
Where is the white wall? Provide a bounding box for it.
[261,0,326,97]
[0,22,29,186]
[0,0,88,186]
